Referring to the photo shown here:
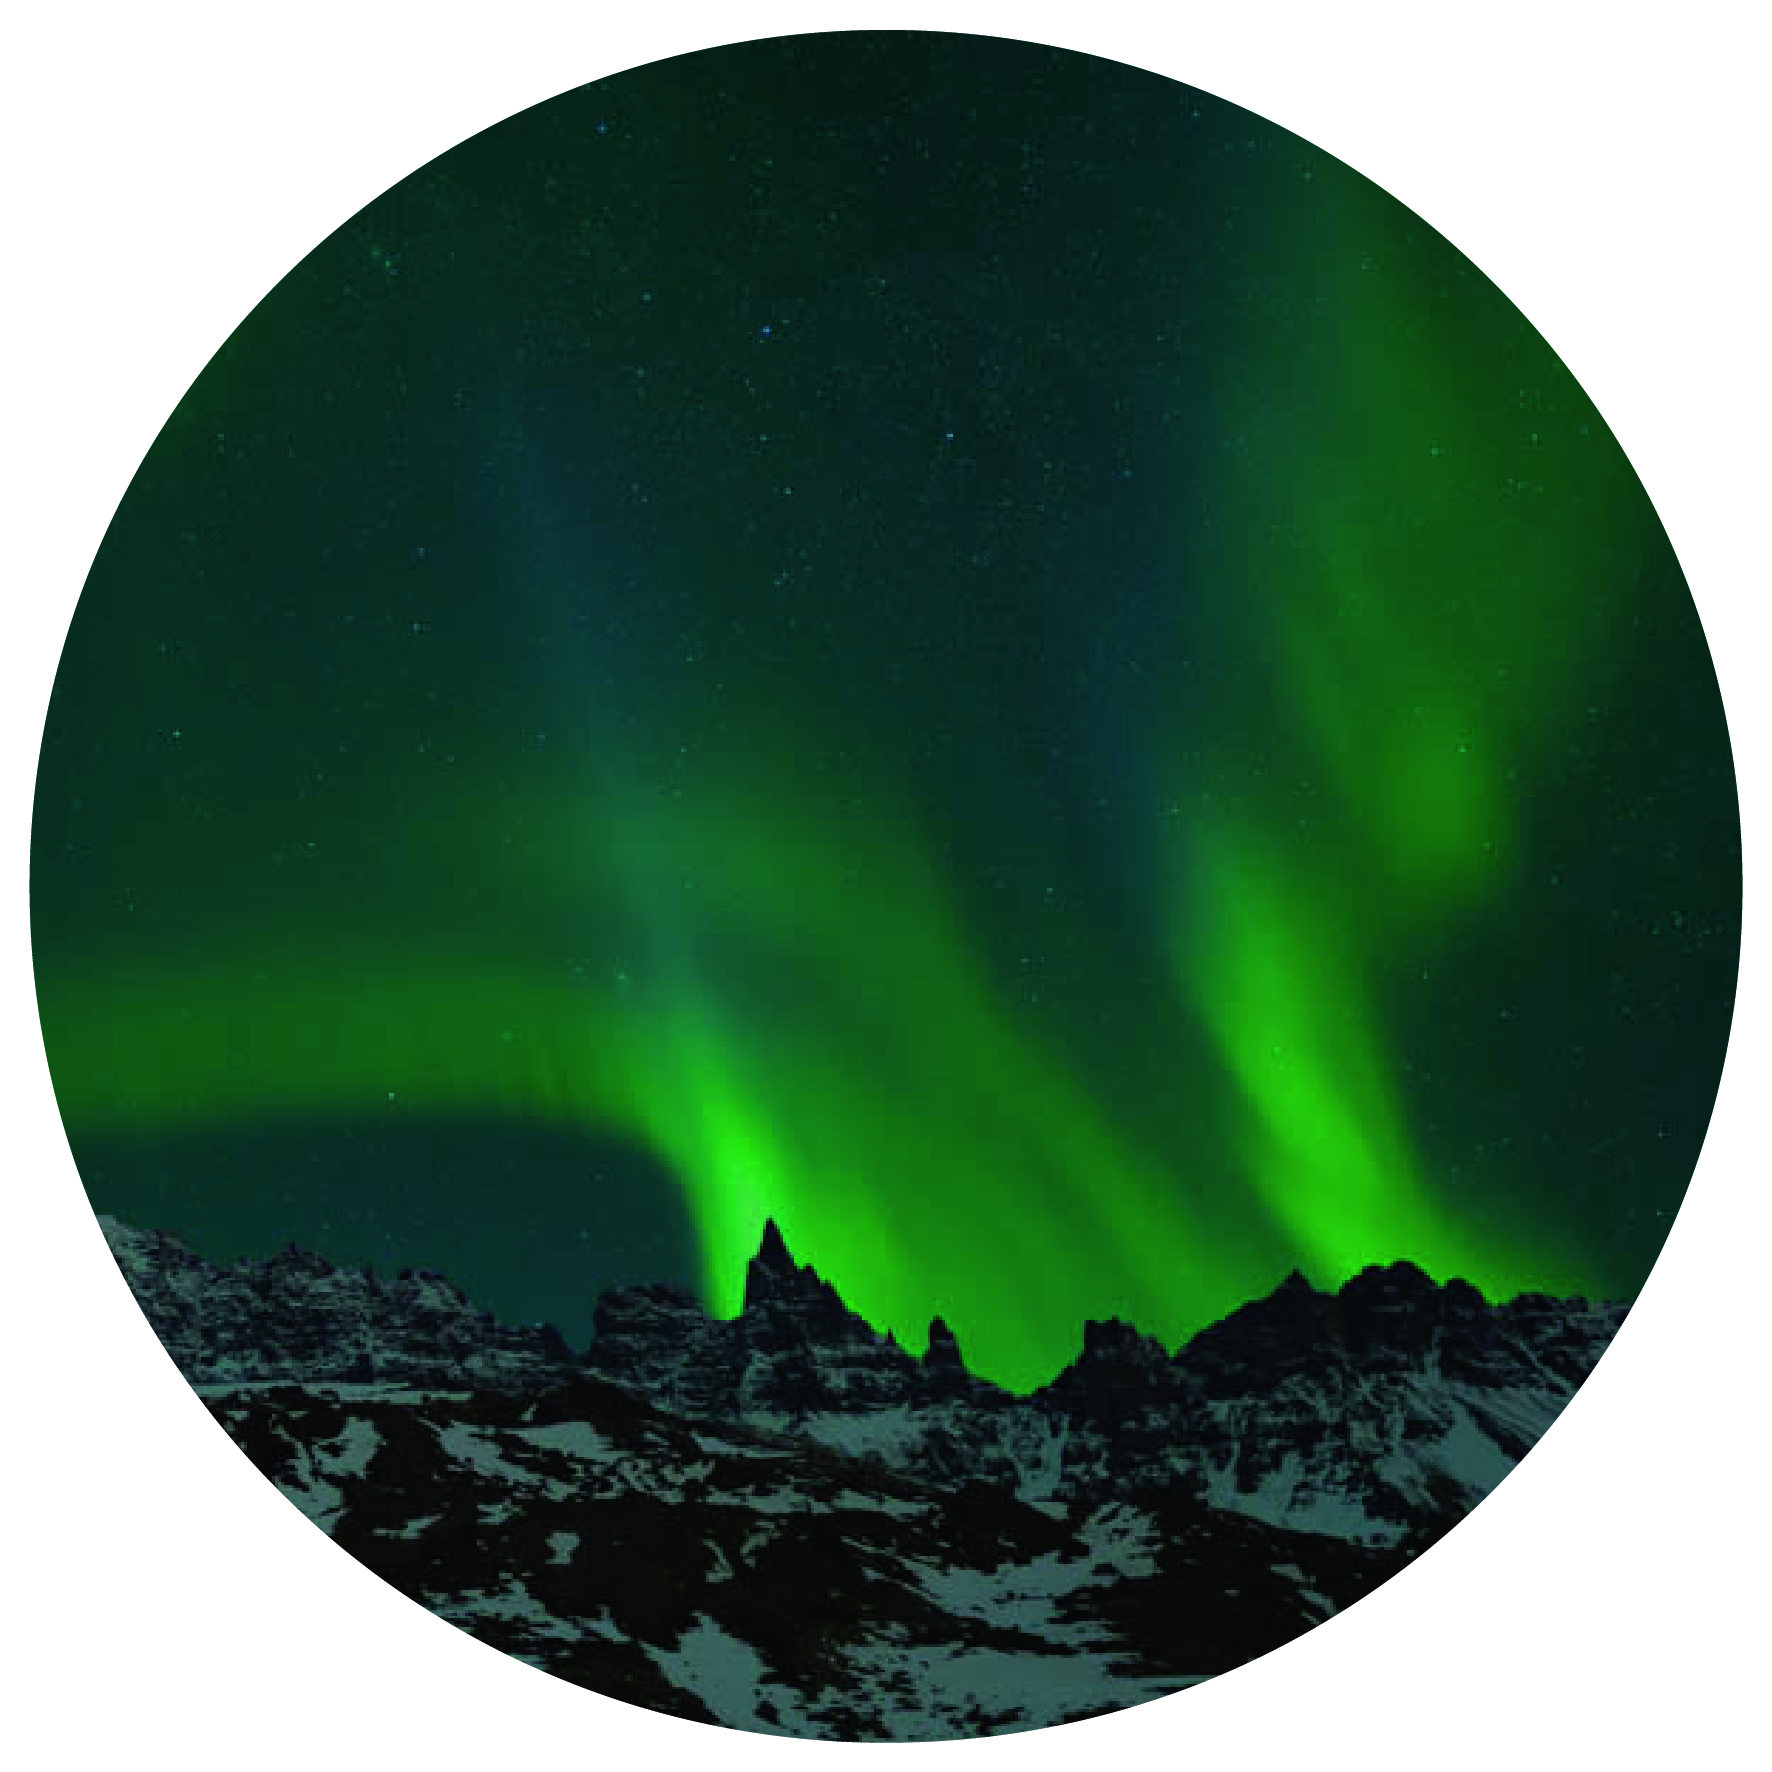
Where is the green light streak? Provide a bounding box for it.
[1162,167,1648,1301]
[40,752,1248,1390]
[1178,822,1552,1291]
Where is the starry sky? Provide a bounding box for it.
[32,32,1739,1389]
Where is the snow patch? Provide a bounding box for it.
[1212,1451,1384,1541]
[827,1639,1199,1741]
[650,1615,808,1735]
[436,1424,550,1490]
[1425,1411,1519,1492]
[513,1420,615,1461]
[799,1405,926,1463]
[320,1414,380,1478]
[828,1488,927,1518]
[900,1552,1107,1649]
[436,1580,581,1647]
[276,1453,346,1532]
[1078,1503,1163,1578]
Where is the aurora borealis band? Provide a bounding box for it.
[30,33,1739,1390]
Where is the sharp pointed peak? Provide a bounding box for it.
[756,1216,795,1273]
[923,1314,969,1376]
[743,1217,839,1314]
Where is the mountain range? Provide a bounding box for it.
[97,1212,1625,1740]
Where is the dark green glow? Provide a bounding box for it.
[1163,168,1673,1307]
[32,37,1736,1391]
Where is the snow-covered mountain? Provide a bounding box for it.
[97,1213,1625,1740]
[579,1220,1625,1549]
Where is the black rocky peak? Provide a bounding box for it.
[924,1316,964,1370]
[740,1219,853,1322]
[1193,1264,1328,1336]
[1338,1259,1439,1303]
[1040,1314,1181,1415]
[1079,1316,1168,1363]
[1336,1261,1483,1362]
[916,1314,991,1405]
[1441,1275,1488,1312]
[1178,1258,1509,1386]
[745,1218,815,1311]
[756,1216,795,1273]
[1172,1268,1338,1389]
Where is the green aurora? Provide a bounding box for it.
[32,35,1738,1389]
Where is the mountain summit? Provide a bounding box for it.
[740,1215,849,1315]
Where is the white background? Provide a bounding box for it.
[4,3,1764,1765]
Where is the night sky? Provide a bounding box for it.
[32,32,1739,1390]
